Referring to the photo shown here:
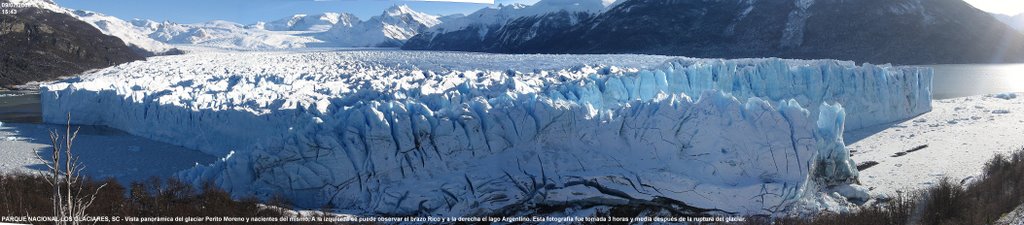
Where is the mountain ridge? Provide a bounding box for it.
[314,4,442,47]
[0,4,143,86]
[994,13,1024,32]
[404,0,619,52]
[406,0,1024,64]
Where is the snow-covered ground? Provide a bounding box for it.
[849,93,1024,194]
[0,123,216,182]
[39,50,933,216]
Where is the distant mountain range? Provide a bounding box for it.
[29,0,1022,65]
[994,13,1024,32]
[407,0,1024,65]
[7,0,448,52]
[110,5,444,50]
[260,12,358,32]
[405,0,620,51]
[5,0,1024,86]
[315,5,443,47]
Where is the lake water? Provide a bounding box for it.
[926,63,1024,99]
[0,91,39,123]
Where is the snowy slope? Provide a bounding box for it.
[263,13,359,32]
[69,10,176,54]
[429,0,617,33]
[316,5,441,47]
[138,5,438,49]
[147,20,322,50]
[41,51,931,215]
[6,0,175,55]
[3,0,61,12]
[10,0,328,50]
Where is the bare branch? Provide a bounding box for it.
[31,113,107,225]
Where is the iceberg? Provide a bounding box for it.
[41,51,931,215]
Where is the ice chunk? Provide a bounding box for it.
[992,93,1018,100]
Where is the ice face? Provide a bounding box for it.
[40,51,930,215]
[649,59,932,131]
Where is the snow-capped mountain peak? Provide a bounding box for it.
[315,5,440,47]
[262,12,359,32]
[385,4,416,16]
[129,18,161,31]
[381,4,441,28]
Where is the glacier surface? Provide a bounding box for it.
[41,51,931,215]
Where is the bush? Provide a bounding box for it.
[0,173,340,225]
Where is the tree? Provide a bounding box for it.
[34,113,106,225]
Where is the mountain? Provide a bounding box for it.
[0,3,143,86]
[404,0,619,51]
[147,20,322,50]
[69,10,179,55]
[407,0,1024,65]
[133,5,438,49]
[5,0,177,55]
[262,12,359,32]
[994,13,1024,32]
[316,5,441,47]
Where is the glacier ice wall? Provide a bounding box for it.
[648,59,933,131]
[40,51,929,215]
[176,90,851,215]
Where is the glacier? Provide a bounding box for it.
[41,51,931,215]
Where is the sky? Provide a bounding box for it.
[964,0,1024,16]
[57,0,540,24]
[55,0,1024,24]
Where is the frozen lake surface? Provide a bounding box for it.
[848,93,1024,194]
[0,122,216,182]
[0,90,215,183]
